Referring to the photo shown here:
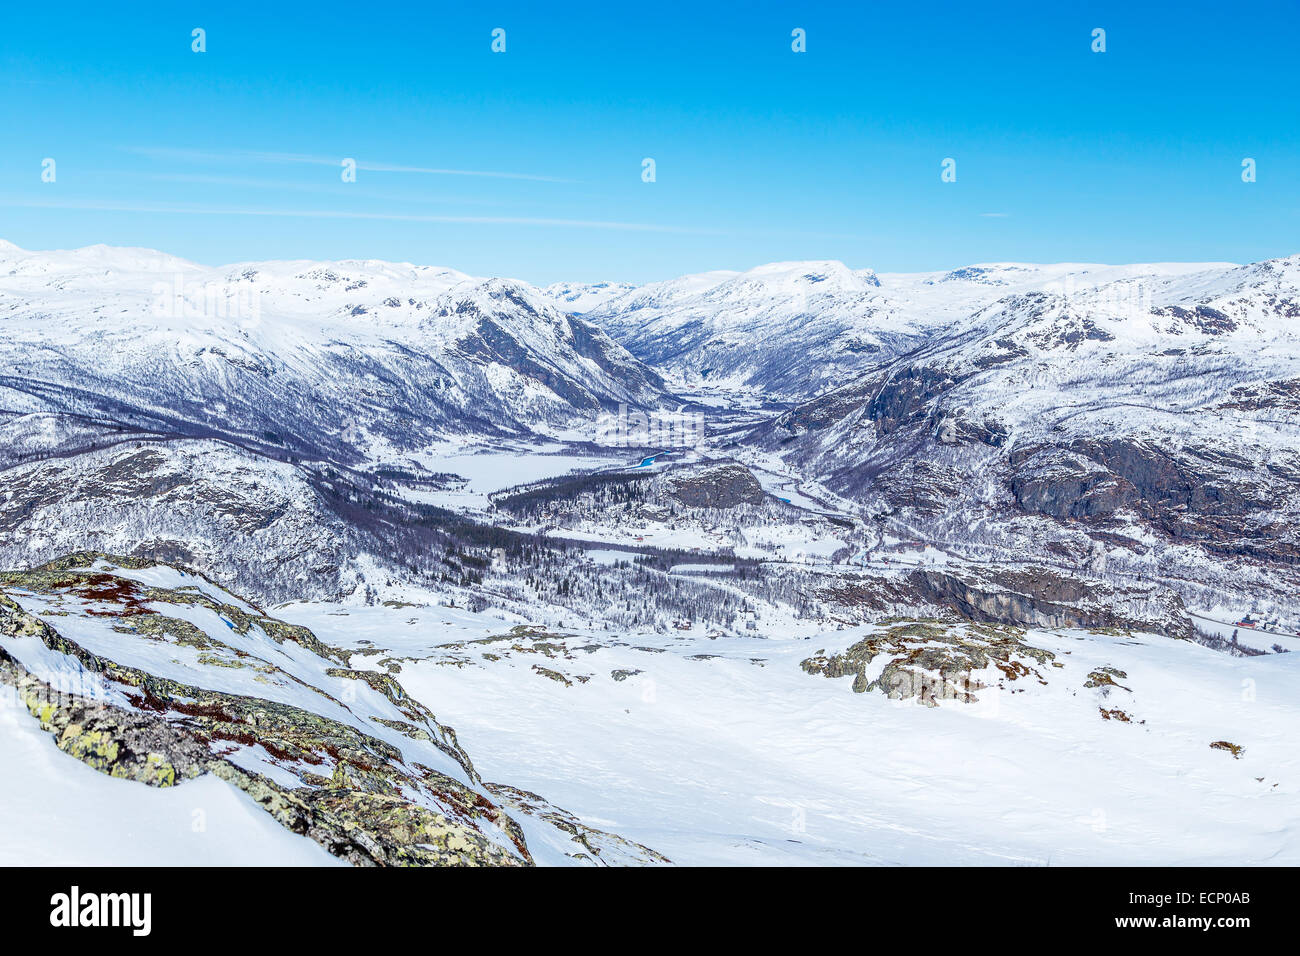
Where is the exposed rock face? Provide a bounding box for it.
[906,566,1194,639]
[1007,437,1300,565]
[1,645,212,787]
[6,649,520,865]
[1011,439,1282,528]
[1009,447,1137,519]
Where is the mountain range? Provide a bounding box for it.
[0,240,671,472]
[3,238,1299,866]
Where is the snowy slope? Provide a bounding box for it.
[282,599,1300,865]
[540,280,638,314]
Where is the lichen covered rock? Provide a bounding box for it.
[0,554,664,866]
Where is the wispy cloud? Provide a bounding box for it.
[2,197,720,234]
[980,212,1011,218]
[122,146,576,183]
[132,172,513,207]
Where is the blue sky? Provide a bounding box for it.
[1,0,1296,283]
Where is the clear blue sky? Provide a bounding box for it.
[1,0,1296,283]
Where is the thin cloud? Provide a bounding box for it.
[980,212,1011,218]
[135,172,514,206]
[2,197,721,234]
[122,146,576,183]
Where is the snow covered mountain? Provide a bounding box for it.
[0,241,673,470]
[4,238,1300,868]
[748,255,1300,616]
[584,259,1230,400]
[540,279,638,314]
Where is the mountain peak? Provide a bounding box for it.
[736,259,881,289]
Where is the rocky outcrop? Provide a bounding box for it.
[0,555,668,866]
[0,583,523,866]
[801,619,1058,706]
[1007,437,1300,564]
[665,462,766,509]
